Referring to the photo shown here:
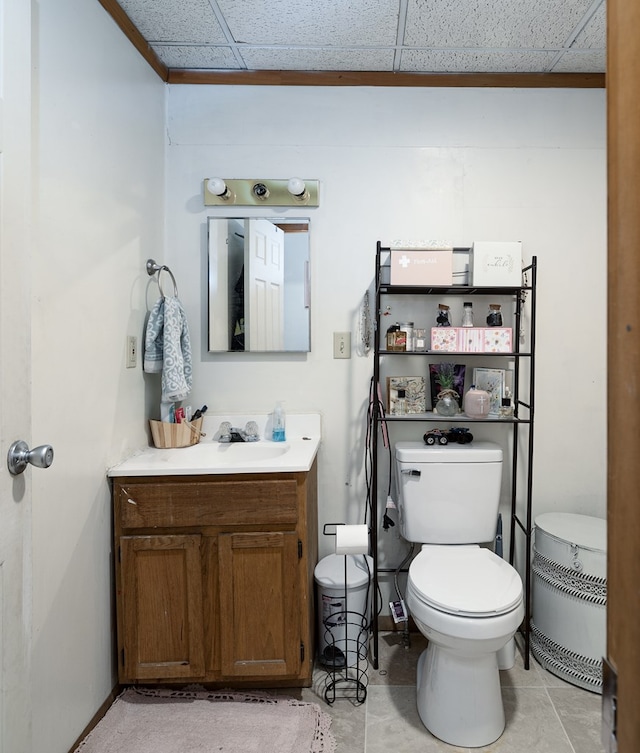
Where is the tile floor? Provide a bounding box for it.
[282,632,605,753]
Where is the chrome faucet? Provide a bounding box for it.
[217,420,260,443]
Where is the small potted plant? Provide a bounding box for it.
[430,363,464,416]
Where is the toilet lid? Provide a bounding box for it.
[409,546,523,617]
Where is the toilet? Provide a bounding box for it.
[395,440,524,748]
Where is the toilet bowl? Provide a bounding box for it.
[407,545,524,748]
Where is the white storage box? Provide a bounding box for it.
[531,512,607,693]
[390,249,453,286]
[471,241,522,286]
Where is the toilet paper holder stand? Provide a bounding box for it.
[320,523,371,706]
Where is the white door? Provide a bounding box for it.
[245,219,285,350]
[0,0,33,751]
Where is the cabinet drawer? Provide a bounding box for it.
[115,478,299,529]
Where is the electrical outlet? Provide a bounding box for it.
[333,331,351,359]
[126,335,137,368]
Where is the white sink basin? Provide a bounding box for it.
[215,442,290,462]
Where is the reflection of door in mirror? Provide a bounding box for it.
[208,217,311,353]
[246,219,285,351]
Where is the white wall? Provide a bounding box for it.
[30,1,165,751]
[165,85,606,592]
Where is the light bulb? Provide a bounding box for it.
[252,182,270,199]
[207,178,229,198]
[287,177,307,198]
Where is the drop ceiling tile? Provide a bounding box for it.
[152,45,240,69]
[217,0,399,45]
[238,47,395,71]
[552,49,606,72]
[404,0,597,49]
[401,49,558,73]
[118,0,227,44]
[572,2,606,48]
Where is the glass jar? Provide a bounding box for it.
[398,322,415,351]
[436,304,451,327]
[461,302,474,327]
[435,389,459,416]
[487,303,503,327]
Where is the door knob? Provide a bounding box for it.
[7,440,54,476]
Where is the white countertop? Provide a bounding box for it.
[107,413,321,477]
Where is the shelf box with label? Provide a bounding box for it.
[471,241,522,286]
[431,327,513,353]
[390,248,453,286]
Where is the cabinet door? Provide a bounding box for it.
[218,532,301,678]
[119,534,205,680]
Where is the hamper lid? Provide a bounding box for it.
[534,513,606,552]
[408,546,522,617]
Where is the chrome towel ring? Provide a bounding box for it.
[146,258,179,297]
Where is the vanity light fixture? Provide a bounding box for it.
[203,178,319,207]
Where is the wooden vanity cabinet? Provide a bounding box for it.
[111,462,318,686]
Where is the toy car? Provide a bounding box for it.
[423,429,448,446]
[445,427,473,444]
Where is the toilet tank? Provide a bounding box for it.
[395,440,503,544]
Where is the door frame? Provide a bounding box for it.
[606,0,640,749]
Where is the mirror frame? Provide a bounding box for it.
[207,217,311,353]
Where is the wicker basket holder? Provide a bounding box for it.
[149,418,204,449]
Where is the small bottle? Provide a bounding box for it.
[461,302,474,327]
[414,328,427,351]
[499,398,514,418]
[386,323,400,350]
[272,401,286,442]
[395,389,407,416]
[487,304,503,327]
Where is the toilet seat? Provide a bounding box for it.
[409,545,522,617]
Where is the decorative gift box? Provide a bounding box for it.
[386,376,427,414]
[430,327,513,353]
[471,241,522,286]
[390,248,453,286]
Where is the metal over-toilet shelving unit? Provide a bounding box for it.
[370,241,537,671]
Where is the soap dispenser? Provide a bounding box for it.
[272,402,286,442]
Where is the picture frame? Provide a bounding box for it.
[472,367,506,415]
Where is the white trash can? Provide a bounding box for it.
[531,512,607,693]
[314,554,373,668]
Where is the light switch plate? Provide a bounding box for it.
[333,332,351,359]
[126,335,137,368]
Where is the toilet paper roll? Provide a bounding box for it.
[335,524,369,555]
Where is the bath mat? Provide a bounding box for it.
[74,686,335,753]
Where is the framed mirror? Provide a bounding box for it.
[208,217,311,352]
